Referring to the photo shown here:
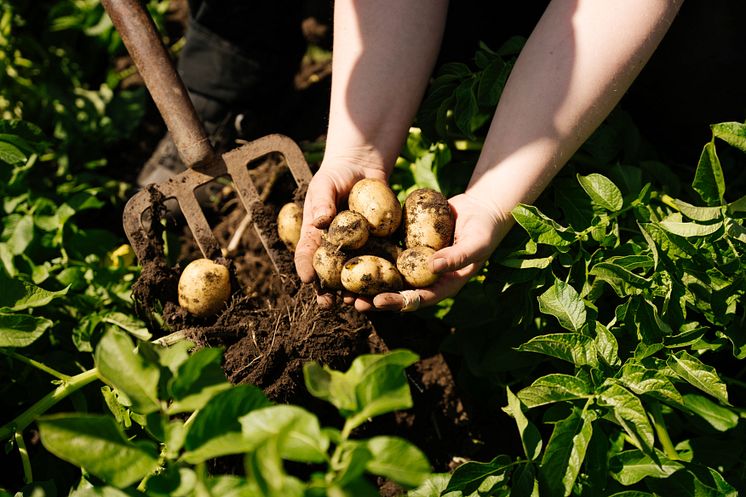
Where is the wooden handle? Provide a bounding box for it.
[102,0,216,168]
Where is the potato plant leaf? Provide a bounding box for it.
[167,347,232,413]
[517,374,594,409]
[577,173,623,211]
[181,385,270,463]
[538,279,587,332]
[659,220,722,238]
[692,142,725,206]
[240,405,329,463]
[711,121,746,152]
[0,312,53,347]
[505,387,543,460]
[0,272,68,311]
[304,350,418,430]
[539,408,594,497]
[512,204,575,247]
[443,455,512,495]
[682,394,738,432]
[38,414,159,488]
[609,449,682,485]
[94,329,161,414]
[518,333,598,368]
[364,436,431,487]
[599,384,656,459]
[667,351,729,405]
[619,362,683,406]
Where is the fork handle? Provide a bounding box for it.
[102,0,216,168]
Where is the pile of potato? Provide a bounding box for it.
[278,179,455,296]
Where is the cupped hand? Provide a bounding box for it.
[294,158,388,306]
[353,192,513,312]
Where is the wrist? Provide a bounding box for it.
[320,144,392,179]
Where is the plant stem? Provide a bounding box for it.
[1,350,71,381]
[15,431,32,484]
[649,402,679,460]
[0,368,99,440]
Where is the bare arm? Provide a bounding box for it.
[376,0,683,310]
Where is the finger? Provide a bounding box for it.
[430,234,493,274]
[316,291,336,309]
[306,173,339,228]
[353,297,375,313]
[294,222,322,283]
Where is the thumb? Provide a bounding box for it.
[430,235,493,274]
[305,172,340,228]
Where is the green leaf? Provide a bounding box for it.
[619,363,683,406]
[364,436,431,487]
[599,384,656,458]
[518,333,598,367]
[0,273,69,311]
[167,347,231,413]
[181,385,270,463]
[4,214,34,255]
[607,491,656,497]
[539,408,594,497]
[453,79,478,137]
[577,173,623,211]
[609,449,682,485]
[304,350,419,431]
[505,388,543,460]
[101,312,150,341]
[332,441,373,487]
[682,394,738,432]
[711,121,746,152]
[444,455,512,495]
[511,463,540,497]
[647,466,738,497]
[667,197,723,222]
[538,279,587,332]
[724,218,746,244]
[518,374,593,409]
[512,204,575,247]
[246,440,305,497]
[95,329,161,414]
[594,322,620,366]
[667,351,729,404]
[692,141,725,206]
[659,220,722,237]
[590,262,650,297]
[38,414,159,488]
[240,405,329,463]
[408,474,451,497]
[477,58,508,107]
[0,141,26,165]
[0,312,53,347]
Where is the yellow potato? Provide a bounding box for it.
[277,202,303,252]
[397,246,439,288]
[341,255,403,296]
[312,239,348,290]
[348,179,402,237]
[403,188,454,250]
[327,210,369,250]
[178,258,231,317]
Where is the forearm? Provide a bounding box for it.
[324,0,449,171]
[467,0,682,219]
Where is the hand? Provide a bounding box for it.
[294,157,388,306]
[349,192,513,312]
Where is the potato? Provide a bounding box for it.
[178,258,231,317]
[341,255,403,296]
[403,188,454,250]
[327,210,369,250]
[359,237,403,263]
[397,246,438,288]
[277,202,303,252]
[348,178,402,237]
[312,239,348,290]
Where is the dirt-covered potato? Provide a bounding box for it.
[341,255,403,296]
[397,246,438,288]
[312,239,348,290]
[348,178,402,237]
[403,188,454,250]
[178,258,231,317]
[359,237,404,263]
[277,202,303,252]
[327,210,369,250]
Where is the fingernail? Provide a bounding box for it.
[431,258,448,273]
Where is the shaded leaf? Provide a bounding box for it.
[518,374,593,409]
[682,394,738,432]
[365,436,431,487]
[667,351,729,405]
[711,121,746,152]
[518,333,598,367]
[505,388,543,460]
[512,204,575,247]
[0,312,53,348]
[609,449,682,485]
[539,408,594,497]
[692,142,725,205]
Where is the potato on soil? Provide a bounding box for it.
[178,258,231,317]
[397,246,439,288]
[403,188,454,250]
[348,178,402,237]
[277,202,303,251]
[312,239,348,290]
[341,255,403,296]
[327,210,369,250]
